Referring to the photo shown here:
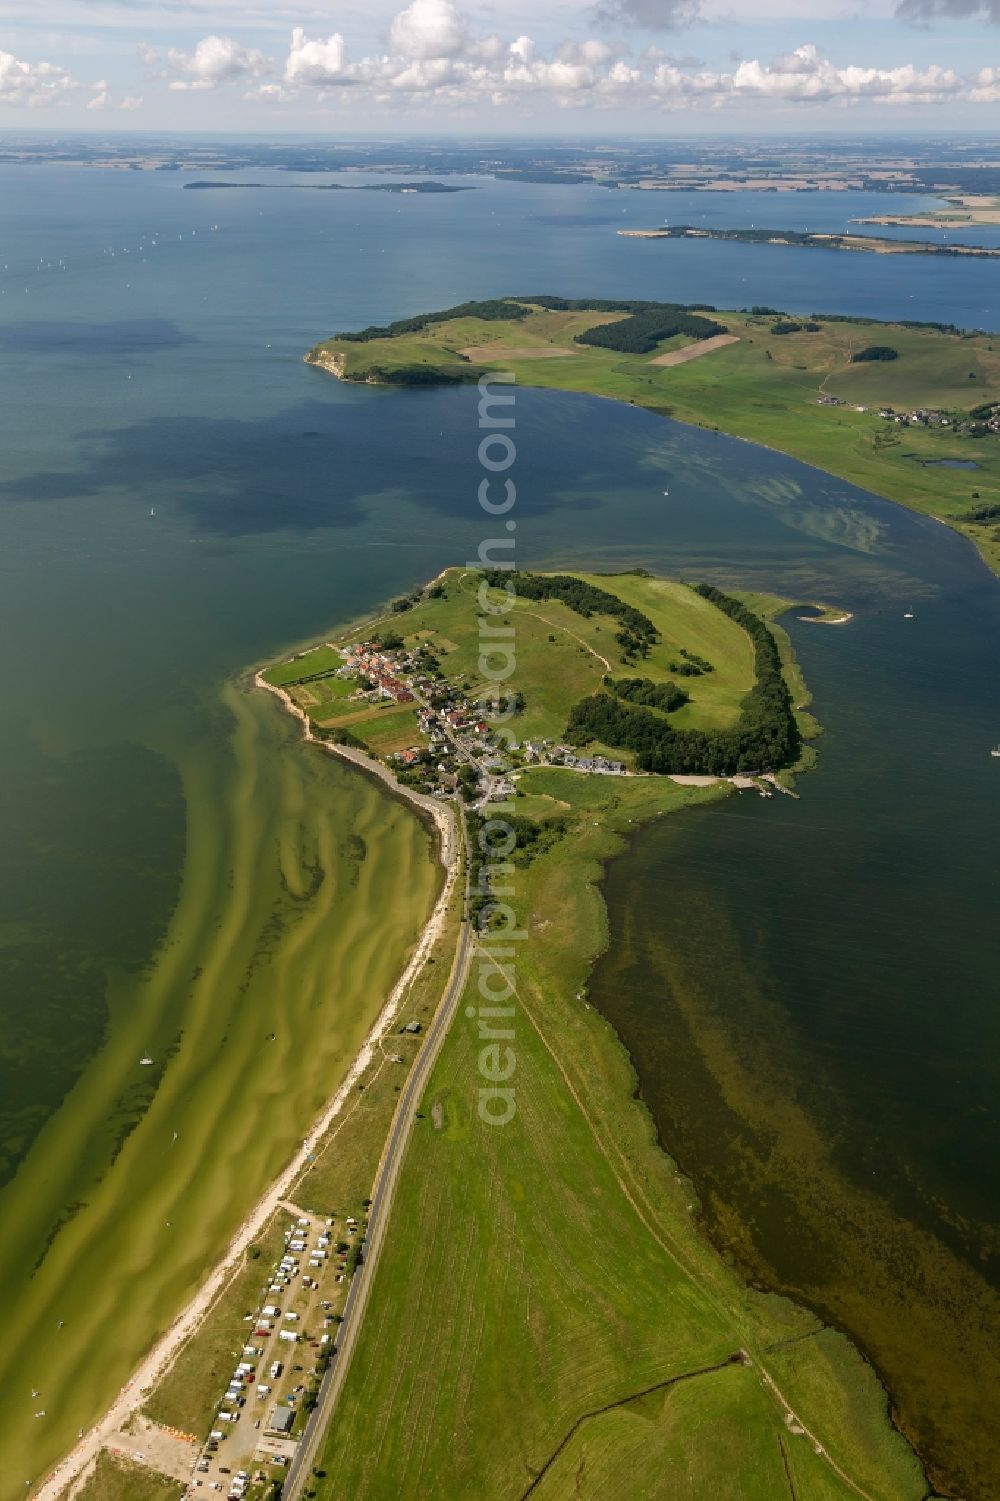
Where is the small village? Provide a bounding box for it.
[339,636,627,804]
[817,392,1000,434]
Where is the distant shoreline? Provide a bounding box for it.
[182,180,474,194]
[618,224,1000,259]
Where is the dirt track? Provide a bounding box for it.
[649,333,740,366]
[459,344,580,361]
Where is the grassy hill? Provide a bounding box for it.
[307,299,1000,576]
[266,569,761,755]
[263,568,816,785]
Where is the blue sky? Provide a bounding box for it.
[2,0,1000,131]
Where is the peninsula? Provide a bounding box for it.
[215,568,937,1501]
[306,296,1000,576]
[619,223,1000,258]
[182,179,473,193]
[853,194,1000,230]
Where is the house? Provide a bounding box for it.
[267,1406,295,1436]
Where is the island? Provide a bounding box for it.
[619,223,1000,259]
[182,179,474,193]
[306,296,1000,577]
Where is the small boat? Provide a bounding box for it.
[991,745,1000,758]
[139,1056,154,1066]
[903,607,914,619]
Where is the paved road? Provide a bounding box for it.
[282,817,471,1499]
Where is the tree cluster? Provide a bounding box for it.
[606,676,690,713]
[358,363,476,386]
[851,345,899,363]
[674,647,713,675]
[575,307,725,354]
[467,811,567,928]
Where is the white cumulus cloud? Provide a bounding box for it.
[0,47,76,106]
[167,34,267,91]
[128,14,1000,117]
[284,27,349,85]
[387,0,468,59]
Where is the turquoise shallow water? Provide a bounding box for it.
[0,159,998,1491]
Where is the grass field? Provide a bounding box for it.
[75,1453,182,1501]
[308,302,1000,576]
[0,685,440,1501]
[312,764,931,1501]
[144,1216,291,1436]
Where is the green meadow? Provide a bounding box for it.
[0,683,440,1500]
[309,301,1000,576]
[312,766,932,1501]
[76,1453,182,1501]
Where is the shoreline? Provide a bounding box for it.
[581,808,928,1498]
[35,680,458,1501]
[254,670,458,870]
[799,608,854,625]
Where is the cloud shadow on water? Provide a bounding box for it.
[0,387,609,536]
[0,319,197,357]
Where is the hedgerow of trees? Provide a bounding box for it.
[521,296,719,315]
[482,569,658,658]
[336,299,529,342]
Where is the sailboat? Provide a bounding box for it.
[991,745,1000,758]
[903,606,914,619]
[149,506,155,518]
